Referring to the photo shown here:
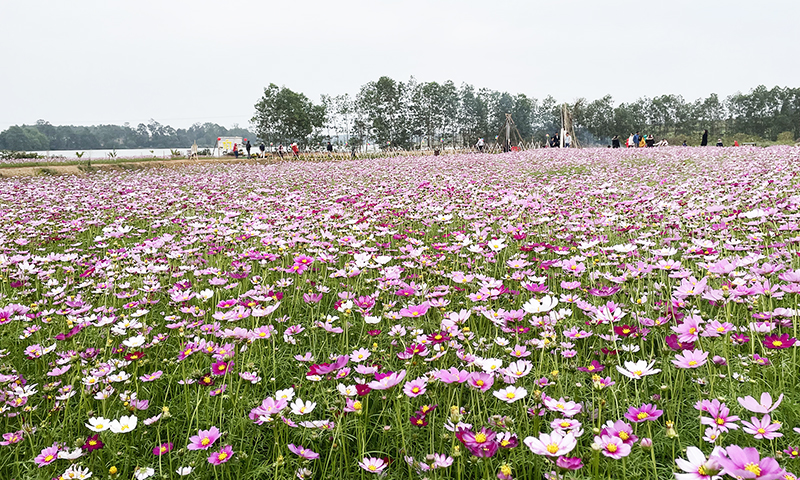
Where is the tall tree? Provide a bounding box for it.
[252,84,326,145]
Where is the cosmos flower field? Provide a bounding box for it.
[2,146,800,480]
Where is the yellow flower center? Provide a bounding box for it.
[201,438,210,446]
[688,360,697,366]
[546,443,559,454]
[412,387,419,393]
[474,433,487,443]
[606,443,618,453]
[633,370,643,376]
[744,463,761,476]
[44,454,54,462]
[773,340,783,347]
[619,431,629,440]
[637,412,649,420]
[476,380,484,386]
[218,452,228,461]
[368,465,377,471]
[506,392,516,399]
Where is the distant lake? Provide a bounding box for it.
[29,147,200,159]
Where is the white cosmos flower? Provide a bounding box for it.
[290,398,316,416]
[493,386,527,403]
[109,415,137,433]
[122,335,146,348]
[176,467,194,476]
[523,295,558,314]
[85,416,111,432]
[57,447,83,459]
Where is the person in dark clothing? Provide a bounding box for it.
[233,143,239,158]
[245,141,251,157]
[611,135,621,148]
[682,140,688,146]
[633,132,640,147]
[259,142,266,158]
[701,130,709,146]
[645,135,655,148]
[327,142,333,155]
[716,138,723,147]
[278,144,284,159]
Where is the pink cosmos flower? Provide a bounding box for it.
[466,372,494,392]
[697,399,739,432]
[207,445,233,465]
[738,392,784,414]
[672,349,709,369]
[523,431,577,457]
[403,377,427,397]
[34,443,59,467]
[368,370,407,390]
[715,445,784,480]
[288,443,320,460]
[359,457,388,474]
[624,403,663,423]
[601,420,637,445]
[594,435,631,459]
[0,430,24,445]
[187,426,221,450]
[543,396,582,417]
[399,302,430,318]
[742,414,783,440]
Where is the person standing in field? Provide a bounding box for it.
[638,135,646,148]
[278,144,285,159]
[564,132,571,148]
[701,129,709,146]
[476,138,485,152]
[327,141,333,156]
[233,143,239,158]
[259,142,266,158]
[291,143,299,158]
[245,140,252,157]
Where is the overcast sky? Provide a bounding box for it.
[2,0,798,132]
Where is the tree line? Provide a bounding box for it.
[252,80,800,148]
[0,120,256,151]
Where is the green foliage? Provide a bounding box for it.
[0,120,257,151]
[252,84,326,145]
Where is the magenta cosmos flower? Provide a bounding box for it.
[358,457,388,474]
[153,442,173,456]
[368,370,407,390]
[624,404,663,423]
[764,333,796,349]
[210,361,231,376]
[207,445,234,465]
[715,445,784,480]
[523,431,577,457]
[288,444,320,460]
[187,426,221,450]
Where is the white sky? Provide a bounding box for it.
[1,0,798,131]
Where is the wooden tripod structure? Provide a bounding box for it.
[496,113,526,151]
[560,104,579,148]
